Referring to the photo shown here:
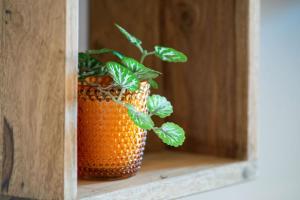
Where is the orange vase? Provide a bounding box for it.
[78,77,150,179]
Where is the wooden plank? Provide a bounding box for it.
[160,0,259,159]
[77,152,256,200]
[161,0,241,157]
[89,0,165,152]
[247,0,259,160]
[65,0,78,199]
[0,0,78,199]
[234,0,249,160]
[234,0,259,160]
[0,2,4,193]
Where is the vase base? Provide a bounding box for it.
[79,172,137,181]
[78,166,140,181]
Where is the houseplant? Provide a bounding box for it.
[78,24,187,179]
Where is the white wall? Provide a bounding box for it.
[79,0,300,199]
[79,0,89,52]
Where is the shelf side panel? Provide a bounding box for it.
[0,0,78,199]
[235,0,259,160]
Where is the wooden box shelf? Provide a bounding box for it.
[0,0,259,199]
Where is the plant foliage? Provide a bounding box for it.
[106,61,139,91]
[154,46,187,62]
[153,122,185,147]
[78,24,188,147]
[147,95,173,118]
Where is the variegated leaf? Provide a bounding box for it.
[106,62,139,91]
[147,95,173,118]
[153,122,185,147]
[78,52,107,80]
[154,46,187,63]
[115,24,142,49]
[126,104,154,130]
[121,57,161,80]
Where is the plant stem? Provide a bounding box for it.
[98,87,125,106]
[118,88,126,101]
[140,51,155,64]
[83,80,124,105]
[140,52,147,64]
[137,45,144,54]
[147,51,155,56]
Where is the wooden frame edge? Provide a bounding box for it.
[235,0,259,160]
[64,0,78,199]
[247,0,260,161]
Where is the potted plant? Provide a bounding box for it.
[78,24,187,180]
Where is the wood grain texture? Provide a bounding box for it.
[0,0,78,199]
[0,1,4,192]
[2,118,14,193]
[161,0,239,157]
[89,0,166,152]
[234,0,250,160]
[77,151,257,200]
[0,195,31,200]
[233,0,259,160]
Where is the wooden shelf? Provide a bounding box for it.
[0,0,258,199]
[78,152,256,200]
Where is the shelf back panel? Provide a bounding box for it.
[89,0,257,159]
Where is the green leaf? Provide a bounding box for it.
[78,52,107,80]
[138,68,161,80]
[79,53,101,69]
[79,53,99,69]
[147,95,173,118]
[121,57,143,72]
[115,24,142,49]
[153,122,185,147]
[148,79,159,89]
[154,46,187,62]
[79,67,108,80]
[121,57,161,80]
[79,52,90,65]
[86,48,124,59]
[126,104,154,130]
[106,62,140,91]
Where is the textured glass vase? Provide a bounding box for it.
[78,77,150,180]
